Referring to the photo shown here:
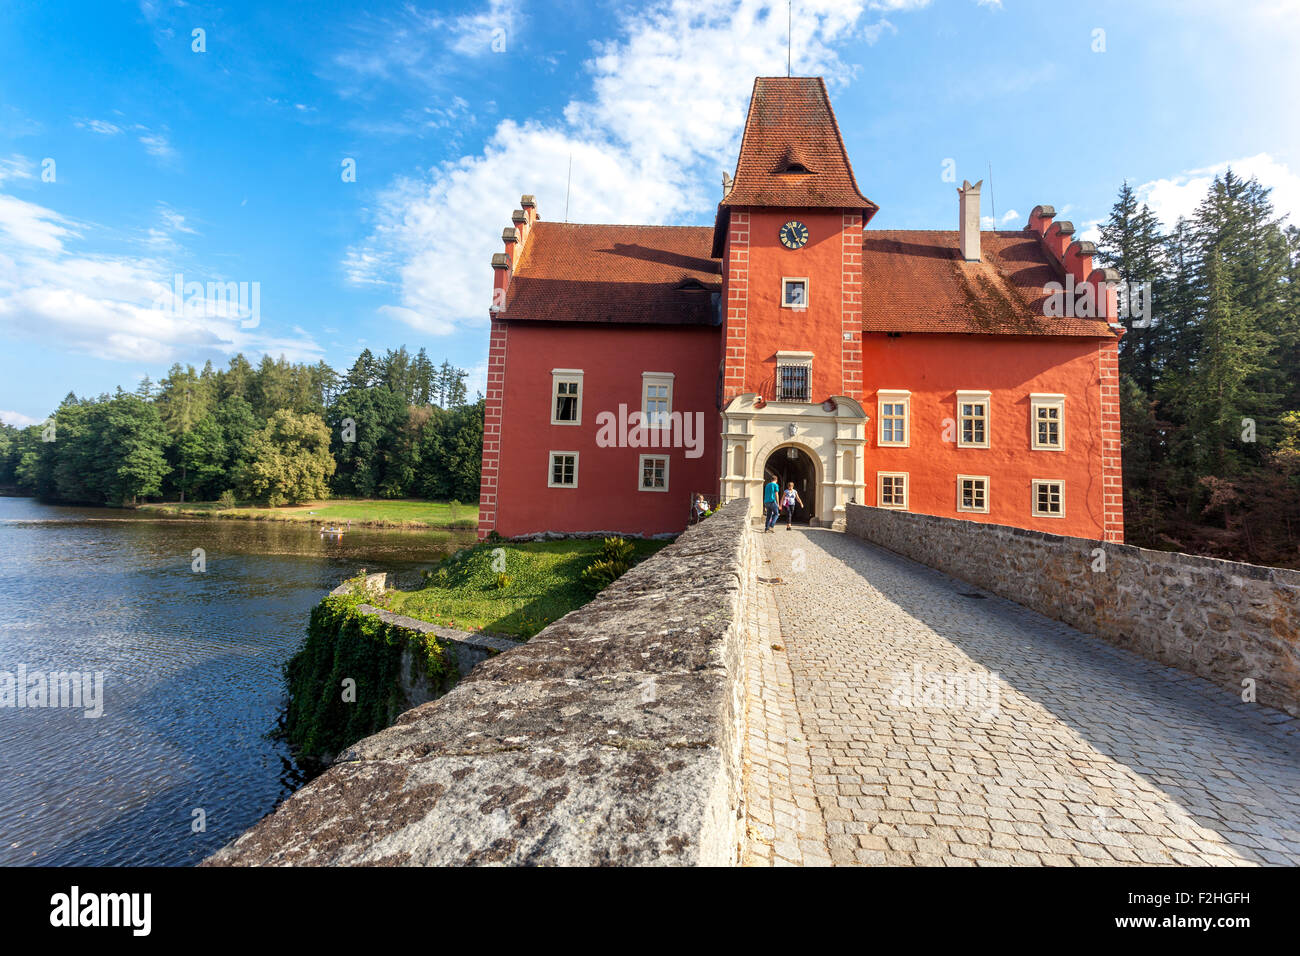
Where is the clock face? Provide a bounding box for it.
[779,220,810,249]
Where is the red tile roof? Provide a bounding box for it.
[861,230,1114,337]
[722,77,878,214]
[499,222,722,325]
[500,224,1113,336]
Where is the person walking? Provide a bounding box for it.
[781,482,804,529]
[763,473,780,532]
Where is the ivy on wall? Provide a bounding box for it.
[281,590,457,762]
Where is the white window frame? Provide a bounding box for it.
[550,368,583,426]
[1030,393,1066,451]
[877,390,910,447]
[956,474,990,514]
[877,471,909,510]
[547,451,580,489]
[782,276,809,311]
[956,390,991,449]
[637,454,670,493]
[641,372,674,430]
[1031,479,1065,518]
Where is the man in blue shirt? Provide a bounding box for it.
[763,473,780,532]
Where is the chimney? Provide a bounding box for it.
[519,194,538,244]
[501,227,518,269]
[491,253,509,312]
[958,180,982,261]
[511,208,528,248]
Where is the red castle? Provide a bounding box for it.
[477,77,1124,543]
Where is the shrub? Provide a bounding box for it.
[267,492,287,508]
[580,558,627,593]
[597,536,636,565]
[218,489,237,510]
[494,572,512,590]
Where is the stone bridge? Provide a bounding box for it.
[207,500,1300,866]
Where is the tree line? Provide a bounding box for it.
[0,346,484,506]
[1097,170,1300,565]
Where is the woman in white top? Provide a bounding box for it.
[781,483,804,529]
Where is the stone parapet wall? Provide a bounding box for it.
[329,572,519,707]
[845,504,1300,717]
[205,499,755,866]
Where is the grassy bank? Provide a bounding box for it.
[379,537,670,639]
[138,497,478,529]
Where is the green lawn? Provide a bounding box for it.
[138,498,478,528]
[379,537,670,639]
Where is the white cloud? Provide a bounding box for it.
[76,118,123,136]
[0,409,42,427]
[0,191,321,364]
[0,194,79,252]
[137,128,176,161]
[447,0,517,57]
[981,208,1020,230]
[0,155,34,186]
[863,19,898,44]
[345,0,883,337]
[1135,152,1300,229]
[146,203,198,247]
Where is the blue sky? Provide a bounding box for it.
[2,0,1298,424]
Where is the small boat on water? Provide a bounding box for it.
[319,526,345,536]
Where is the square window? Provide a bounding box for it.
[782,278,808,309]
[957,475,989,513]
[548,452,578,488]
[638,455,669,492]
[1032,480,1064,517]
[878,472,908,509]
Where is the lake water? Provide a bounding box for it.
[0,497,476,866]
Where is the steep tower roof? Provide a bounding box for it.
[712,77,878,254]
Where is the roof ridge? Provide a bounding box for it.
[534,221,713,230]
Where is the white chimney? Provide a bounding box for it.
[958,179,982,262]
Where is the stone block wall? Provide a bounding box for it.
[205,499,755,866]
[845,504,1300,717]
[329,572,519,710]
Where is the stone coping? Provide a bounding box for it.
[204,500,753,866]
[845,503,1300,718]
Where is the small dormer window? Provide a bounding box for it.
[782,162,812,174]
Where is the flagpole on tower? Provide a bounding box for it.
[787,0,792,77]
[565,153,572,223]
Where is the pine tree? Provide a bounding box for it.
[1097,181,1166,392]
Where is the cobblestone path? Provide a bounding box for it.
[741,528,1300,866]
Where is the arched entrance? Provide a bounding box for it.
[763,444,817,524]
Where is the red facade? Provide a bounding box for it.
[478,78,1124,543]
